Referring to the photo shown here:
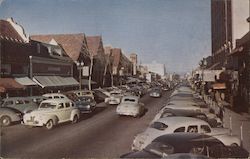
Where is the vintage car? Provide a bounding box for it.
[76,96,96,113]
[151,108,222,128]
[132,117,240,151]
[23,98,80,130]
[104,90,123,105]
[1,97,38,113]
[0,107,23,126]
[42,93,68,99]
[124,133,249,158]
[69,90,95,99]
[116,96,145,117]
[149,87,162,98]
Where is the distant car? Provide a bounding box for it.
[151,109,222,128]
[93,89,108,103]
[149,88,162,98]
[116,96,145,117]
[132,117,240,151]
[1,97,38,113]
[76,96,96,113]
[23,98,80,130]
[124,133,249,158]
[105,91,123,105]
[0,107,23,126]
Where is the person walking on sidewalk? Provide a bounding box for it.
[218,105,225,124]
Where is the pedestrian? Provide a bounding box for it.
[218,105,225,123]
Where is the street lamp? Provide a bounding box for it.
[199,58,207,96]
[76,61,84,91]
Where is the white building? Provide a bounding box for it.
[142,61,166,78]
[232,0,250,48]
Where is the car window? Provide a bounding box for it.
[54,96,60,99]
[48,96,52,99]
[15,100,24,105]
[195,114,207,120]
[201,125,211,133]
[187,125,198,133]
[70,102,75,107]
[40,103,57,109]
[65,102,70,108]
[150,122,168,131]
[161,112,174,118]
[60,96,65,99]
[58,103,64,109]
[3,100,14,106]
[24,100,30,104]
[174,127,185,132]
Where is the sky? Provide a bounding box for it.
[0,0,212,74]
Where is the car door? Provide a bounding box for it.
[64,102,73,120]
[56,103,66,122]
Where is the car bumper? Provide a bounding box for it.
[22,120,44,127]
[117,110,138,116]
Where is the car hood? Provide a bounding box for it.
[210,127,230,135]
[26,108,54,115]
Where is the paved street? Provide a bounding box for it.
[0,91,172,158]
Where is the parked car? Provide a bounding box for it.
[105,90,123,105]
[23,98,80,130]
[76,96,96,113]
[132,116,240,151]
[28,96,48,105]
[151,109,222,128]
[68,90,95,99]
[93,89,108,103]
[124,133,249,158]
[42,93,68,99]
[1,97,38,113]
[149,87,162,98]
[116,96,145,117]
[0,107,23,126]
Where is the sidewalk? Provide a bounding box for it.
[223,108,250,152]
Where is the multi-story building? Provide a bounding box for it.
[142,61,166,78]
[130,53,137,76]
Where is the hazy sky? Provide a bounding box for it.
[0,0,211,73]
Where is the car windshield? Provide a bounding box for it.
[79,97,92,102]
[111,92,120,96]
[150,122,168,130]
[122,98,136,103]
[144,142,174,157]
[39,102,57,109]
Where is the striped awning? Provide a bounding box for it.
[0,78,25,92]
[33,76,79,88]
[15,77,37,86]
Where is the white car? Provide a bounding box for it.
[105,91,123,105]
[69,90,94,99]
[43,93,68,99]
[23,98,80,130]
[132,116,240,151]
[116,96,145,117]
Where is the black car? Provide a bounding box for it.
[75,96,96,113]
[121,133,249,158]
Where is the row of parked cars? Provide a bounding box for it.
[121,84,249,158]
[0,90,98,128]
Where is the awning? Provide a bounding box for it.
[207,62,221,70]
[15,77,37,86]
[0,78,25,92]
[212,83,226,90]
[228,46,244,56]
[81,79,97,85]
[33,76,79,88]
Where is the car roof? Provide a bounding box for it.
[152,132,222,145]
[3,97,33,100]
[122,95,139,100]
[163,109,205,116]
[43,93,67,96]
[156,116,208,126]
[41,98,72,104]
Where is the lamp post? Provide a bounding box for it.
[76,61,84,91]
[199,58,207,96]
[119,67,124,86]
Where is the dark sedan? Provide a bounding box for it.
[76,96,96,113]
[0,107,23,126]
[121,133,249,158]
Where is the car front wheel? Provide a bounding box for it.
[0,116,11,126]
[45,120,54,130]
[72,115,78,124]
